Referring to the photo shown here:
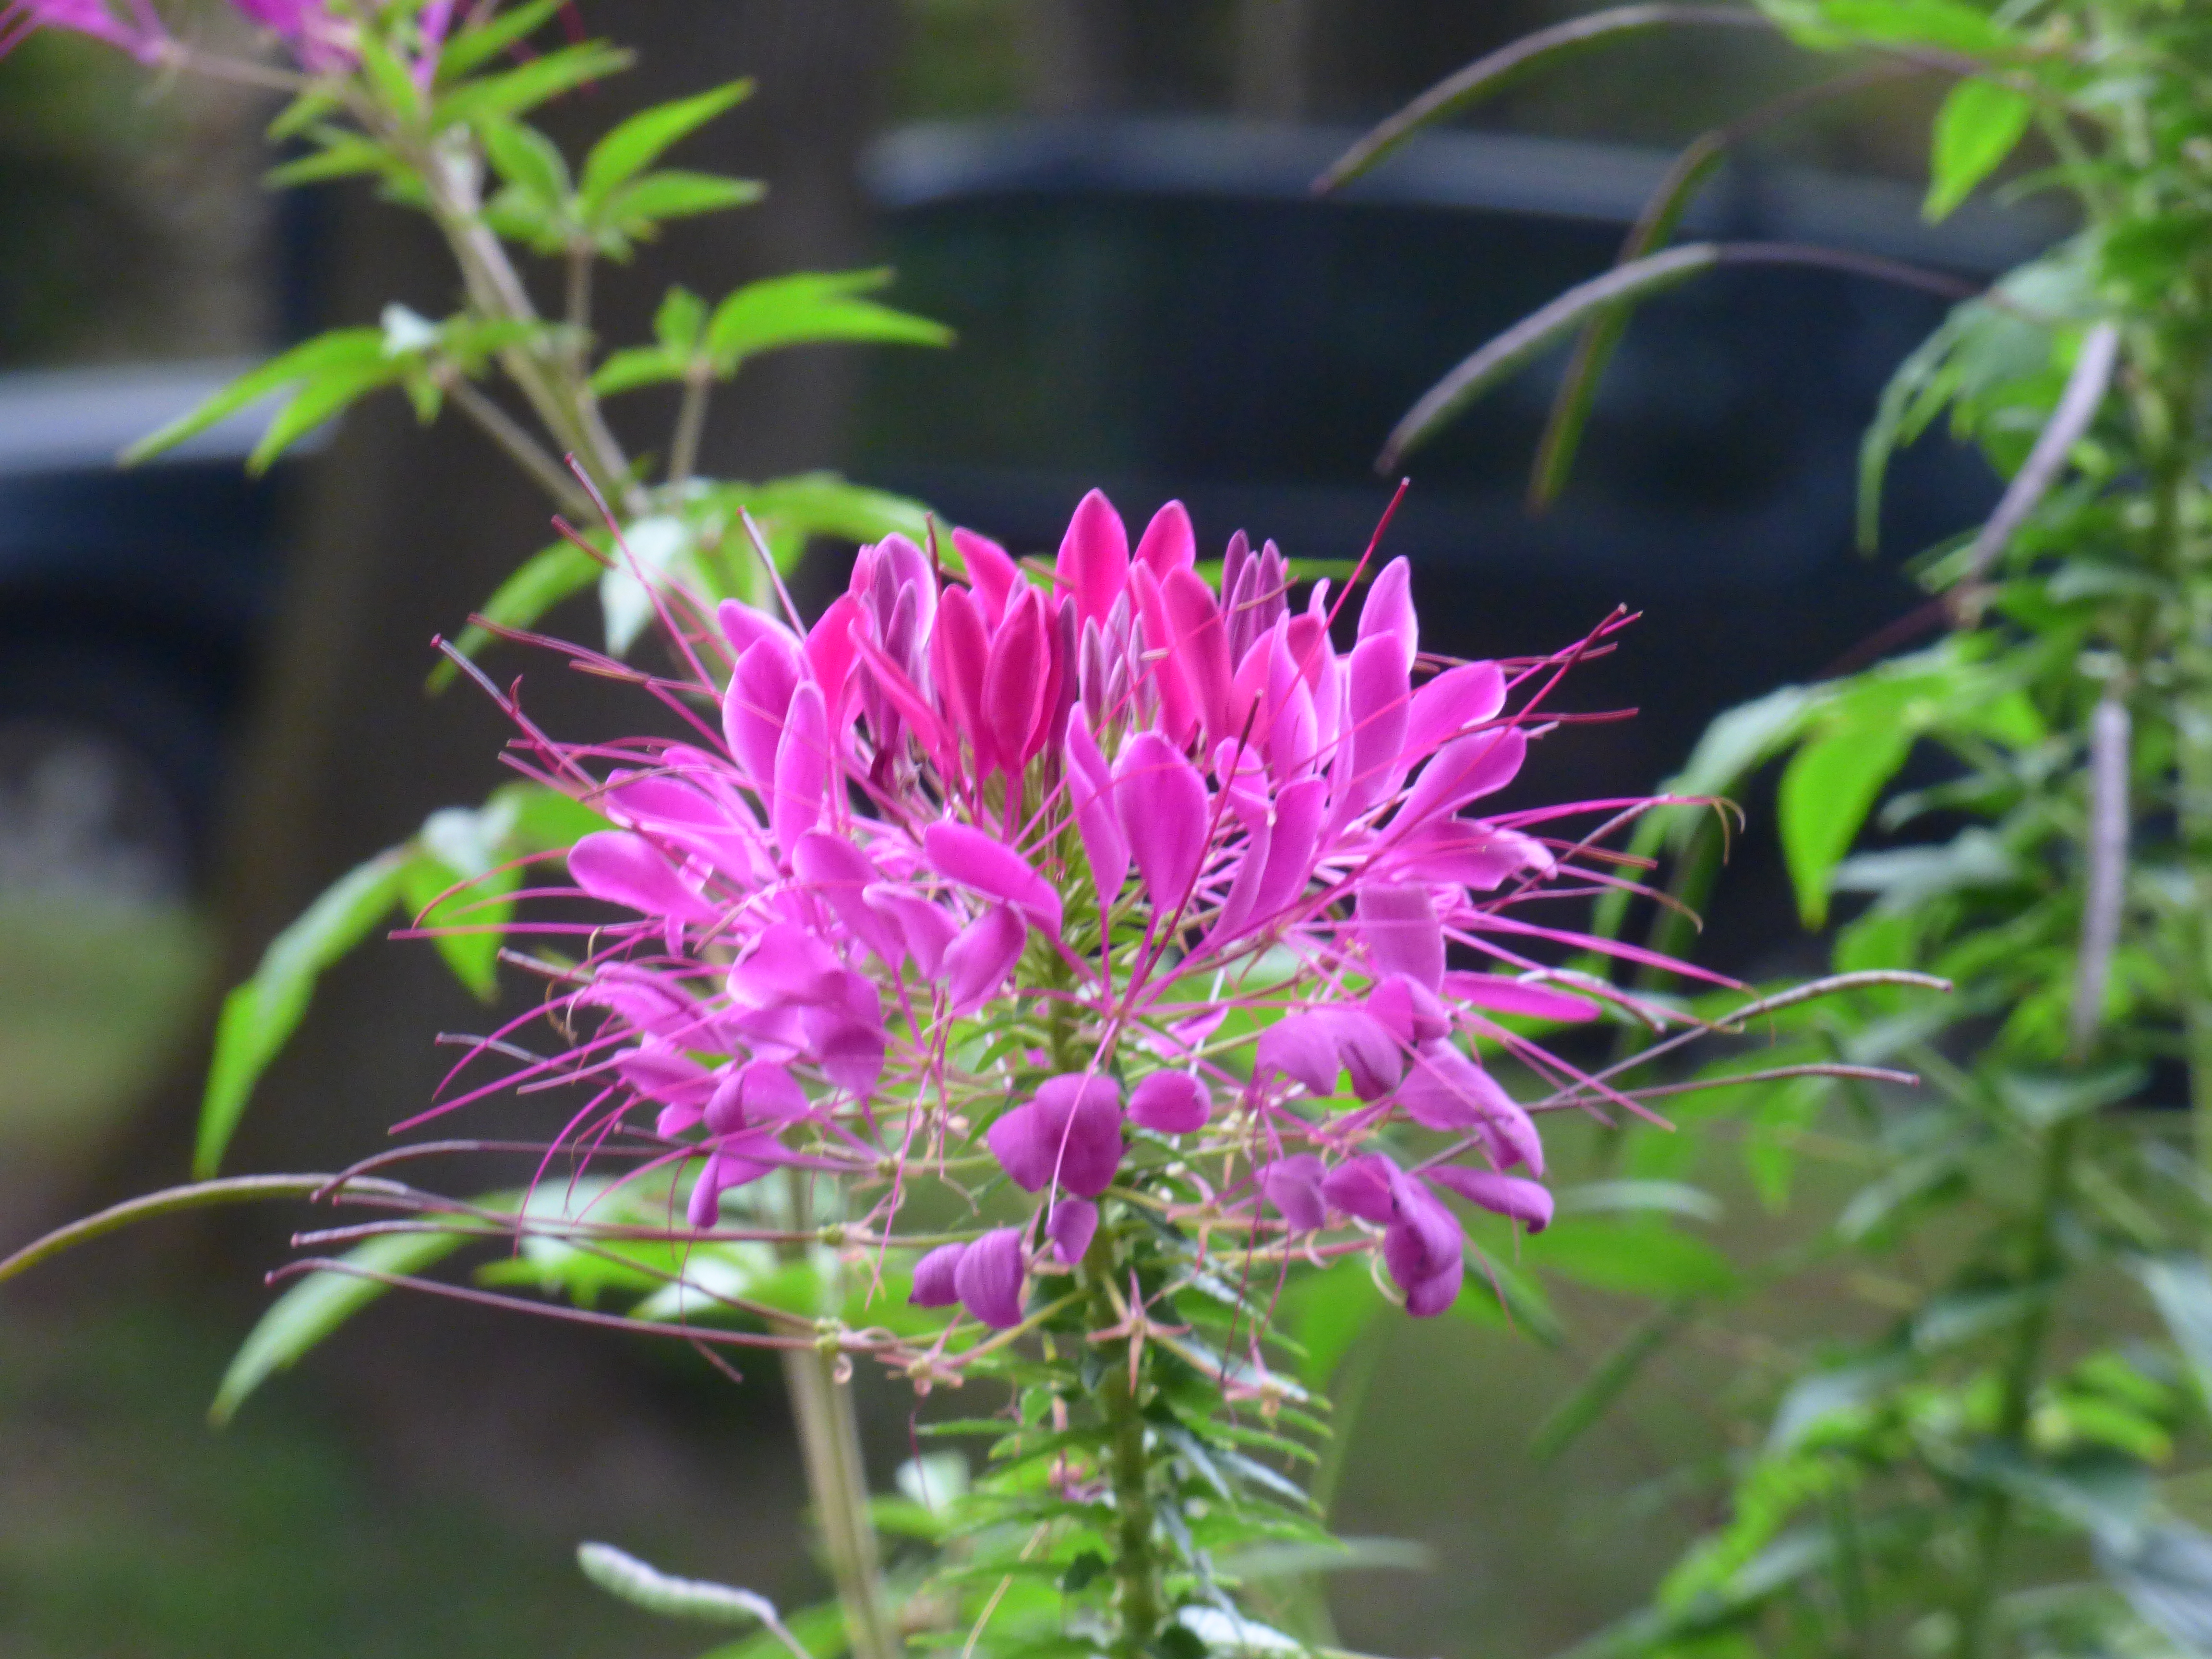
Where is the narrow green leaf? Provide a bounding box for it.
[1823,0,2013,54]
[267,84,343,141]
[212,1228,482,1424]
[589,345,687,397]
[431,536,603,686]
[1531,1296,1699,1462]
[400,838,518,1002]
[265,132,404,189]
[434,0,566,82]
[481,116,572,205]
[1859,312,1969,550]
[593,171,763,237]
[435,42,634,127]
[122,329,384,465]
[2136,1256,2212,1413]
[579,80,752,205]
[655,286,708,353]
[197,848,412,1176]
[248,361,405,472]
[705,269,951,373]
[1526,1221,1738,1297]
[1778,721,1914,928]
[1380,244,1721,469]
[1926,77,2032,222]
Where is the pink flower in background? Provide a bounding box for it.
[1,0,455,76]
[0,0,167,60]
[442,488,1705,1334]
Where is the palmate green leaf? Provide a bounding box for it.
[211,1226,490,1425]
[705,269,952,373]
[197,847,412,1177]
[122,328,385,465]
[1926,76,2033,222]
[435,41,634,128]
[433,0,565,83]
[579,80,752,206]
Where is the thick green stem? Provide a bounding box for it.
[783,1344,901,1659]
[1086,1238,1164,1659]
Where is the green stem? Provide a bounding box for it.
[1087,1239,1163,1659]
[783,1344,901,1659]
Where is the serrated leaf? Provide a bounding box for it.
[579,80,751,205]
[212,1227,482,1424]
[197,848,412,1176]
[705,268,951,373]
[1926,77,2032,221]
[123,329,385,465]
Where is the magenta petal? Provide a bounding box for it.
[954,1226,1028,1328]
[1425,1166,1553,1232]
[1046,1197,1100,1266]
[932,585,994,778]
[910,1241,966,1307]
[944,903,1027,1012]
[866,885,958,978]
[983,587,1050,774]
[739,1059,810,1121]
[1395,820,1553,890]
[793,832,899,964]
[925,822,1063,934]
[618,1044,718,1108]
[1398,1042,1514,1131]
[1164,567,1235,745]
[986,1099,1057,1192]
[953,529,1020,626]
[1398,1247,1465,1318]
[724,637,800,794]
[727,921,845,1009]
[1128,1070,1209,1133]
[718,598,801,670]
[1356,555,1418,673]
[1033,1073,1126,1197]
[1321,1153,1397,1225]
[1440,971,1598,1023]
[772,680,830,850]
[1261,1154,1327,1233]
[1324,1008,1406,1102]
[1367,974,1453,1045]
[1251,774,1329,923]
[1340,634,1411,820]
[1114,731,1210,913]
[1396,727,1527,831]
[1256,1013,1339,1096]
[1133,499,1196,577]
[1404,661,1506,758]
[570,831,719,924]
[808,1015,887,1095]
[1130,563,1197,746]
[1067,713,1131,915]
[1358,882,1445,991]
[1382,1176,1464,1316]
[704,1070,746,1134]
[656,1102,701,1139]
[1057,488,1131,628]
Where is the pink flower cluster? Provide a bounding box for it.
[1,0,448,76]
[466,491,1682,1334]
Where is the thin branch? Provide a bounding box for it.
[0,1175,401,1285]
[2070,692,2131,1058]
[669,369,714,487]
[444,374,598,517]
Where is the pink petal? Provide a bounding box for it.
[1339,634,1411,822]
[1358,882,1444,990]
[1255,1012,1338,1096]
[793,832,900,964]
[953,529,1020,627]
[1399,1045,1544,1174]
[1133,499,1196,577]
[1404,661,1506,759]
[1128,1070,1209,1133]
[569,831,719,924]
[739,1059,811,1121]
[931,585,994,780]
[1356,555,1418,674]
[1442,971,1599,1023]
[1129,564,1197,746]
[1046,1197,1100,1266]
[1367,973,1453,1045]
[1395,727,1527,832]
[983,586,1050,774]
[910,1241,966,1307]
[1382,1175,1464,1317]
[865,885,958,977]
[1394,820,1552,890]
[954,1226,1027,1328]
[1067,712,1130,916]
[1260,1154,1327,1233]
[1322,1007,1406,1102]
[944,903,1027,1011]
[988,1073,1124,1197]
[805,593,865,721]
[728,921,846,1009]
[717,597,800,664]
[924,822,1062,933]
[1164,567,1234,746]
[1114,731,1210,914]
[985,1099,1058,1191]
[1056,488,1130,628]
[1250,774,1329,924]
[704,1071,746,1135]
[771,680,830,850]
[1321,1152,1397,1225]
[617,1044,718,1108]
[1425,1166,1553,1232]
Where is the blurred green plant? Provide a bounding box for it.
[1333,1,2212,1653]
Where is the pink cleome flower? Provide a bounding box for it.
[444,491,1711,1333]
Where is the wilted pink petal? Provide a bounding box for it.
[1321,1153,1397,1225]
[1260,1154,1327,1233]
[1358,556,1419,673]
[569,831,720,924]
[1358,882,1444,990]
[1128,1070,1208,1133]
[1133,499,1196,577]
[1441,971,1598,1023]
[1425,1166,1553,1232]
[1396,727,1527,832]
[1256,1013,1338,1096]
[724,637,800,794]
[1057,488,1130,628]
[1046,1197,1100,1266]
[944,903,1028,1011]
[1404,661,1506,758]
[771,681,830,850]
[1115,731,1209,913]
[1367,974,1452,1045]
[954,1226,1027,1328]
[910,1241,966,1307]
[925,822,1062,933]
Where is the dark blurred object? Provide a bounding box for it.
[0,361,290,901]
[851,116,2057,794]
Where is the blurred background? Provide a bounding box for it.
[0,3,2054,1654]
